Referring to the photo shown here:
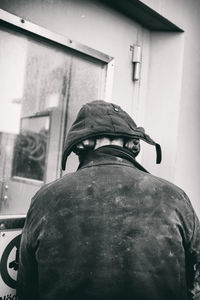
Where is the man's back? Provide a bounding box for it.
[17,148,199,300]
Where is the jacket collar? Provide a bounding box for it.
[78,145,149,173]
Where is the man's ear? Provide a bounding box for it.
[124,139,140,157]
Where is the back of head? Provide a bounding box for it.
[62,100,161,170]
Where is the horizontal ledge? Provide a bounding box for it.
[99,0,184,32]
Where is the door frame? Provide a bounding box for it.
[0,8,114,100]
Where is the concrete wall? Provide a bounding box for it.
[139,32,184,181]
[141,0,200,215]
[0,0,200,215]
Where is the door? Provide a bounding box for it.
[0,25,107,215]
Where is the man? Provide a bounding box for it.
[17,100,200,300]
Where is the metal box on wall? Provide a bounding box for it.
[0,215,25,299]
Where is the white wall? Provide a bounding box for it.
[140,32,184,180]
[141,0,200,215]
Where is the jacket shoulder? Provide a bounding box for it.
[29,172,76,207]
[148,172,192,208]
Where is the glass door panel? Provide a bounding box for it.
[0,27,71,215]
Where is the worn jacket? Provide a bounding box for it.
[17,146,200,300]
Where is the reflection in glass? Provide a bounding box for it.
[12,116,50,181]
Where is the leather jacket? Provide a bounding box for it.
[17,146,200,300]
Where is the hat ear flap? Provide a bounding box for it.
[155,143,162,164]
